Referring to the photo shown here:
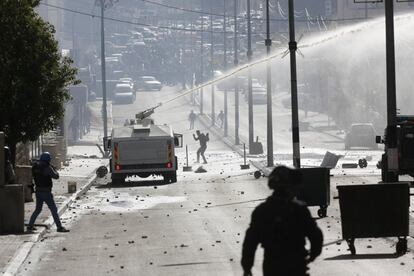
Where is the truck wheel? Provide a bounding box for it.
[138,173,150,178]
[111,174,125,185]
[164,172,177,184]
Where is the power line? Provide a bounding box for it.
[39,2,220,33]
[38,2,268,36]
[139,0,372,23]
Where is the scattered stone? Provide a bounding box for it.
[109,255,115,258]
[62,247,67,251]
[195,166,207,173]
[142,236,148,239]
[164,251,167,254]
[120,266,124,269]
[115,244,119,246]
[367,245,372,248]
[180,244,188,248]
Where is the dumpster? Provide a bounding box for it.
[337,182,410,255]
[295,167,331,218]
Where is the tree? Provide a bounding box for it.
[0,0,78,164]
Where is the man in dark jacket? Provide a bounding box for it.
[27,152,69,232]
[4,146,16,184]
[193,130,209,164]
[241,166,323,276]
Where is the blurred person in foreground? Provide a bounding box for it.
[241,166,323,276]
[27,152,69,233]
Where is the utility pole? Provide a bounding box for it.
[223,0,228,137]
[246,0,254,153]
[210,3,215,125]
[200,13,204,114]
[100,0,108,139]
[234,0,240,145]
[265,0,274,167]
[384,0,398,182]
[288,0,301,168]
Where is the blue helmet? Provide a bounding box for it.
[40,152,51,162]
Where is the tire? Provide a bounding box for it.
[254,171,262,179]
[396,238,407,255]
[111,174,125,185]
[163,172,177,183]
[346,239,356,255]
[317,207,327,218]
[138,173,150,178]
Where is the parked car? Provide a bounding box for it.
[345,123,378,150]
[136,76,162,91]
[113,83,136,104]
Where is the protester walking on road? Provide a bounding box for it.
[27,152,69,233]
[69,116,79,144]
[188,110,196,130]
[241,166,323,276]
[193,130,209,164]
[217,110,224,128]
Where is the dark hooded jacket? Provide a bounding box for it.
[241,193,323,275]
[32,160,59,192]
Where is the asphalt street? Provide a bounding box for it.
[17,87,414,275]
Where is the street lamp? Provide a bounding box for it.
[234,0,240,145]
[210,2,215,126]
[265,0,273,167]
[247,0,254,153]
[223,0,229,137]
[99,0,108,139]
[288,0,301,168]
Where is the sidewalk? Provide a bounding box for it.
[0,100,111,275]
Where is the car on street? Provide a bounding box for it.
[345,123,378,150]
[136,76,162,91]
[113,83,136,104]
[119,77,135,90]
[244,81,267,104]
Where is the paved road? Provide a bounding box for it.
[17,87,414,275]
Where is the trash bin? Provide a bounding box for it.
[337,182,410,255]
[295,167,330,218]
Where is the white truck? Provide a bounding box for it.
[103,108,182,184]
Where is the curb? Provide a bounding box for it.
[2,168,101,276]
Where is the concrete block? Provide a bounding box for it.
[15,165,33,202]
[0,184,25,234]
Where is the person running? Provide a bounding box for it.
[241,166,323,276]
[193,130,209,164]
[27,152,69,233]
